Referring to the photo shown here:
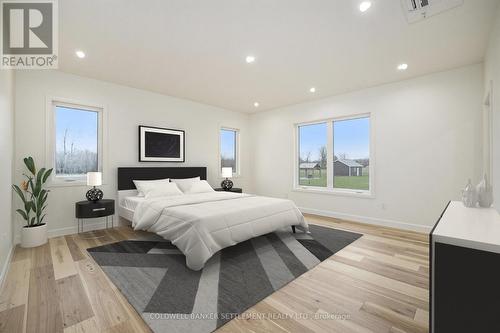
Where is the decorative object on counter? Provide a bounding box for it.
[220,167,234,190]
[462,179,477,208]
[12,156,53,248]
[86,172,104,202]
[477,174,494,208]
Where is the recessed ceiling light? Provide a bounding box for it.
[397,63,409,71]
[75,50,86,59]
[309,87,316,93]
[254,102,260,108]
[245,55,256,63]
[359,1,372,12]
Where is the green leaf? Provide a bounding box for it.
[36,199,41,212]
[39,190,47,206]
[34,180,41,197]
[12,185,26,204]
[42,169,53,183]
[24,201,32,214]
[24,157,36,175]
[16,209,28,221]
[28,178,34,194]
[30,217,36,227]
[40,214,46,223]
[36,168,46,185]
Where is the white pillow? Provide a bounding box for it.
[170,177,201,193]
[184,180,215,194]
[133,178,170,197]
[144,182,183,199]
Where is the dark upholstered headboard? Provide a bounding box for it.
[117,167,207,190]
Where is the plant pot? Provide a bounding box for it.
[21,223,48,248]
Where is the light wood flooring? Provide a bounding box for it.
[0,215,429,333]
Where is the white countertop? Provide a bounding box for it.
[433,201,500,253]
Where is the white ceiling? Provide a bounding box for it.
[58,0,499,113]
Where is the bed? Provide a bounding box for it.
[117,167,309,270]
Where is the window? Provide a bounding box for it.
[220,128,239,174]
[48,100,103,183]
[298,123,327,187]
[333,117,370,191]
[296,115,371,194]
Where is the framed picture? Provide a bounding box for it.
[139,125,185,162]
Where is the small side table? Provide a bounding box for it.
[214,188,243,193]
[75,199,115,233]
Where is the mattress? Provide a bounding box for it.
[122,196,146,211]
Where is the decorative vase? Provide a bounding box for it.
[21,223,48,248]
[462,179,477,208]
[221,178,233,190]
[477,174,494,208]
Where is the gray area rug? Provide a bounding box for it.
[88,225,361,333]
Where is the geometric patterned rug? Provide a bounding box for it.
[87,224,362,333]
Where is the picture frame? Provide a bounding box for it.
[139,125,185,162]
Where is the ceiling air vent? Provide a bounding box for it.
[401,0,464,23]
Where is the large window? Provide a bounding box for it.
[49,101,103,183]
[296,115,371,194]
[298,123,327,187]
[220,128,239,174]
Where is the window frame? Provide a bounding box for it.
[219,127,240,177]
[294,113,374,198]
[45,97,106,187]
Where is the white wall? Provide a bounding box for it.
[14,70,251,239]
[0,70,14,283]
[12,64,486,237]
[250,65,484,231]
[484,4,500,213]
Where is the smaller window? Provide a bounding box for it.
[220,128,239,175]
[50,101,103,183]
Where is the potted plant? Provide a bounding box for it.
[12,157,53,248]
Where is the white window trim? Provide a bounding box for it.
[293,113,375,198]
[218,126,240,177]
[45,97,107,187]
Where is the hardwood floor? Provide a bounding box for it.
[0,215,429,333]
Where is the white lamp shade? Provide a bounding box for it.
[221,167,233,178]
[87,172,102,186]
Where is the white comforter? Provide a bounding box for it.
[132,192,308,270]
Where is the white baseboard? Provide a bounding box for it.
[0,245,14,292]
[299,207,432,234]
[48,220,114,238]
[14,215,127,244]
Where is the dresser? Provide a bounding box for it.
[430,201,500,332]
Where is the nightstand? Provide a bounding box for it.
[214,188,242,193]
[75,199,115,233]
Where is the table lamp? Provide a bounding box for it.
[220,167,233,190]
[86,172,103,202]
